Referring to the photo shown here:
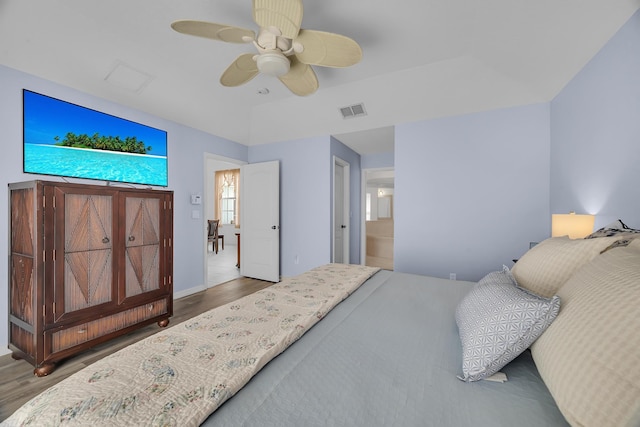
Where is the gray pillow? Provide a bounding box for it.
[455,266,560,382]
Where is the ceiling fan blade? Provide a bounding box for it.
[295,29,362,68]
[278,56,318,96]
[220,54,259,87]
[171,20,255,44]
[252,0,303,39]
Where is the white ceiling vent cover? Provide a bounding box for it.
[340,103,367,119]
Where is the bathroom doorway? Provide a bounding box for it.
[362,168,394,270]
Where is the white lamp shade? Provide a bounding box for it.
[552,213,595,239]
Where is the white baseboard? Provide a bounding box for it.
[0,347,12,357]
[173,284,207,301]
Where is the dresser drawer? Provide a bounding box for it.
[47,299,169,354]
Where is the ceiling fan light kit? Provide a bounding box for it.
[171,0,362,96]
[256,51,290,76]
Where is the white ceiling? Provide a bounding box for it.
[1,0,638,155]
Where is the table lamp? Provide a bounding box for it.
[551,211,595,239]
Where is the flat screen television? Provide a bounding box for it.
[23,89,168,187]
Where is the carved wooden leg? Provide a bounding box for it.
[158,318,170,327]
[34,363,56,377]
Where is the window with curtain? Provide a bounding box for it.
[214,169,240,227]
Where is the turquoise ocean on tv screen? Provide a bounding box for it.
[25,143,168,187]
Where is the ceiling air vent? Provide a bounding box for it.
[104,61,154,94]
[339,103,367,119]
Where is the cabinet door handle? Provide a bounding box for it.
[128,235,136,242]
[102,237,110,244]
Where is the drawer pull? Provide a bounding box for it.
[128,235,136,242]
[148,304,154,311]
[77,329,87,334]
[102,237,110,244]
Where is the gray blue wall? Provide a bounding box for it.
[550,10,640,230]
[362,151,394,169]
[249,137,333,276]
[394,103,551,281]
[391,9,640,280]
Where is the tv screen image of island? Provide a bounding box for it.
[23,90,168,187]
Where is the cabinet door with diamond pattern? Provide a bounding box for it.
[54,187,117,323]
[121,193,166,301]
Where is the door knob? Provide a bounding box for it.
[341,225,347,229]
[271,225,280,229]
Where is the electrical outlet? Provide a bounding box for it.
[449,273,456,281]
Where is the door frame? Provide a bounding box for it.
[332,156,350,263]
[203,153,246,288]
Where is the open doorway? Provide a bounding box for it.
[362,168,394,270]
[204,153,245,287]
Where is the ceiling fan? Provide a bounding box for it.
[171,0,362,96]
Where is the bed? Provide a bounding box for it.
[204,268,567,426]
[3,224,640,427]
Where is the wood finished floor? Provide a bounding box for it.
[0,276,273,422]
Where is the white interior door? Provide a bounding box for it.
[240,161,280,282]
[333,157,350,264]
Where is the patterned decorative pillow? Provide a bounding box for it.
[476,265,517,287]
[455,267,560,382]
[584,218,640,240]
[511,236,619,298]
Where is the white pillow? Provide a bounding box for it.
[531,240,640,427]
[512,236,618,298]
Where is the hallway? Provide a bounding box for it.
[207,243,241,287]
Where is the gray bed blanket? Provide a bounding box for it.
[205,270,568,426]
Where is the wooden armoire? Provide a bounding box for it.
[8,180,173,376]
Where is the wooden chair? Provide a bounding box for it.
[207,219,224,253]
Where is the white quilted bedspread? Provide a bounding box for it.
[2,264,379,427]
